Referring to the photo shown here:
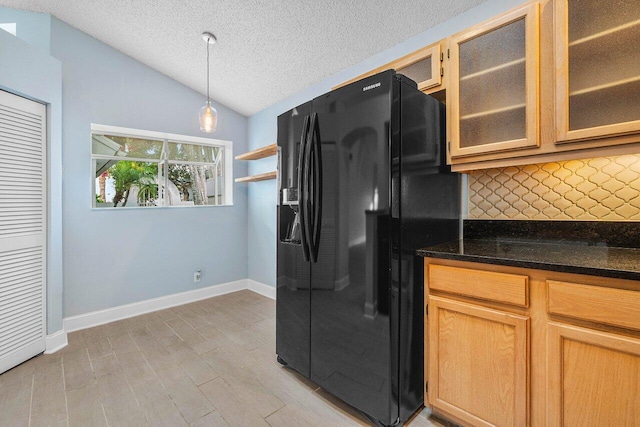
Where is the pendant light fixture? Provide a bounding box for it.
[199,32,218,133]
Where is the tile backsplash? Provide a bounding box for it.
[468,154,640,221]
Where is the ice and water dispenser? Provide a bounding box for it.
[280,187,300,244]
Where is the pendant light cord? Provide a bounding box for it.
[206,41,210,103]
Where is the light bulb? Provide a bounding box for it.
[199,101,218,132]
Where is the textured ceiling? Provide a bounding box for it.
[0,0,486,116]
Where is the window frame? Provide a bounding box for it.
[90,123,233,209]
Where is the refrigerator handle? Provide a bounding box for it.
[297,115,311,261]
[303,114,314,263]
[309,113,323,263]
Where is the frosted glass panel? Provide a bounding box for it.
[398,57,432,85]
[460,61,526,116]
[568,0,640,131]
[458,18,527,148]
[568,0,640,42]
[569,80,640,130]
[459,19,525,77]
[569,24,640,93]
[460,106,526,148]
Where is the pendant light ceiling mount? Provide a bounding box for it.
[202,32,217,44]
[199,31,218,133]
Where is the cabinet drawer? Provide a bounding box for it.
[427,264,529,307]
[548,280,640,331]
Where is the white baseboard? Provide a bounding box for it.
[63,279,247,333]
[45,329,68,354]
[44,278,276,354]
[247,279,276,300]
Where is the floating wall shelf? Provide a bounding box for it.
[235,143,277,160]
[234,143,278,183]
[235,171,277,183]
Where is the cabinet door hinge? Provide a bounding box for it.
[425,381,429,393]
[447,141,451,153]
[440,52,444,62]
[447,48,450,58]
[440,67,444,77]
[425,304,429,315]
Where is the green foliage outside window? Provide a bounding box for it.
[109,161,158,207]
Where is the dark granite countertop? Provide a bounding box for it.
[418,239,640,281]
[417,221,640,281]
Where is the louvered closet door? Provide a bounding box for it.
[0,90,46,374]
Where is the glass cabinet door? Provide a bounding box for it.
[450,4,539,158]
[556,0,640,143]
[394,44,442,92]
[333,42,443,93]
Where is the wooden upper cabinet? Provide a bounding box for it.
[555,0,640,143]
[333,42,444,93]
[396,44,443,92]
[450,3,540,158]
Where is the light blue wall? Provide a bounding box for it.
[0,7,50,53]
[1,0,529,323]
[48,18,249,317]
[0,26,64,334]
[246,0,527,287]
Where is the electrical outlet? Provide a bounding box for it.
[193,270,202,283]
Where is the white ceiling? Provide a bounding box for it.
[1,0,486,116]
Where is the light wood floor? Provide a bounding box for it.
[0,290,444,427]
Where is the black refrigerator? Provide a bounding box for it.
[276,70,460,426]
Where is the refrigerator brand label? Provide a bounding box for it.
[362,82,381,92]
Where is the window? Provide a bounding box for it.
[91,124,233,208]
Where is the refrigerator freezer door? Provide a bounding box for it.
[309,71,397,424]
[276,102,312,377]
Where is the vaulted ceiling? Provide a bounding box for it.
[0,0,486,116]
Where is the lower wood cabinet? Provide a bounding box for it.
[547,322,640,427]
[425,258,640,426]
[428,296,529,427]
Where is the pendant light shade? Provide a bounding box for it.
[199,101,218,132]
[200,32,217,133]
